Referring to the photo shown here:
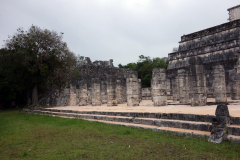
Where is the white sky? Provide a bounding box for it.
[0,0,239,66]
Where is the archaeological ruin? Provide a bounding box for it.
[39,5,240,107]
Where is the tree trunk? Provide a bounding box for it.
[32,84,38,105]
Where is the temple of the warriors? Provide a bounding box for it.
[167,4,240,106]
[39,5,240,107]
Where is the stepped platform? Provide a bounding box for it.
[23,98,240,143]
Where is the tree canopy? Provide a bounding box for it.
[0,25,76,108]
[119,55,168,88]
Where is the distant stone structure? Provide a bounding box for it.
[40,5,240,107]
[164,6,240,106]
[228,5,240,21]
[39,58,141,107]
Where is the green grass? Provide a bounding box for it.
[0,110,240,159]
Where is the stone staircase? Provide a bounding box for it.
[23,107,240,143]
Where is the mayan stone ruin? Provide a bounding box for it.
[38,5,240,108]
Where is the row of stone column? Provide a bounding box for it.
[151,63,237,106]
[65,73,141,106]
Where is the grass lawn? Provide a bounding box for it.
[0,109,240,159]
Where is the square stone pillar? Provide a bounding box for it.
[68,84,77,106]
[122,79,127,102]
[172,77,179,102]
[101,81,108,104]
[213,65,227,102]
[79,82,88,106]
[107,75,118,106]
[116,80,124,104]
[229,69,240,100]
[189,65,207,106]
[91,78,101,106]
[178,69,190,104]
[126,71,139,106]
[151,68,167,106]
[138,79,142,102]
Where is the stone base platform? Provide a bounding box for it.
[23,98,240,143]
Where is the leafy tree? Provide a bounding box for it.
[1,25,76,106]
[119,55,168,88]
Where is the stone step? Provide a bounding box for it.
[228,125,240,136]
[32,108,216,123]
[24,108,240,143]
[33,110,212,132]
[57,115,211,139]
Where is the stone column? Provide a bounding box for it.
[107,75,118,106]
[126,71,139,106]
[116,80,123,104]
[79,82,88,106]
[151,68,167,106]
[178,69,189,103]
[122,79,127,103]
[172,77,179,101]
[68,84,77,106]
[229,69,240,100]
[138,79,142,102]
[101,81,108,104]
[91,78,101,106]
[213,65,227,102]
[87,85,92,105]
[189,57,207,106]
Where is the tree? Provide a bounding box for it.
[118,55,168,88]
[2,25,76,106]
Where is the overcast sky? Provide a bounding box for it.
[1,0,239,66]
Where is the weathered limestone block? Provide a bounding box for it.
[107,75,118,106]
[68,93,77,106]
[91,78,101,106]
[122,79,127,102]
[212,65,227,102]
[87,86,92,105]
[229,69,240,100]
[138,79,142,102]
[142,87,151,100]
[116,80,124,104]
[172,77,179,101]
[189,57,207,106]
[151,68,167,106]
[79,82,88,106]
[101,81,108,104]
[178,69,189,103]
[166,78,172,100]
[208,104,230,143]
[126,71,139,106]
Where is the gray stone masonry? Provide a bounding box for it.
[178,69,190,104]
[138,79,142,102]
[91,78,102,106]
[151,68,167,106]
[79,82,88,106]
[172,77,179,101]
[213,65,227,102]
[229,69,240,100]
[142,88,151,100]
[189,57,207,106]
[107,75,118,106]
[68,84,77,106]
[126,71,140,106]
[101,81,108,104]
[208,104,230,143]
[116,80,124,104]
